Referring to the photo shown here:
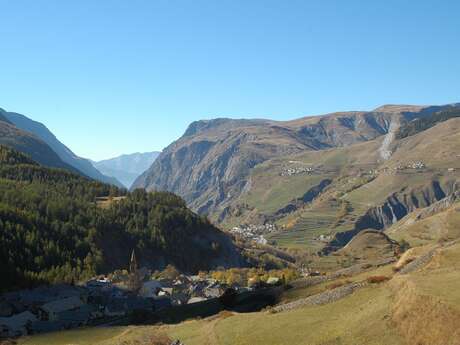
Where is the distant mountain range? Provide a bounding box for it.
[0,107,123,187]
[92,151,160,188]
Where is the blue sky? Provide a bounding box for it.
[0,0,459,160]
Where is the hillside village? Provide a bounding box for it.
[0,251,284,338]
[230,223,278,244]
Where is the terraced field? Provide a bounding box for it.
[268,212,336,251]
[267,192,369,253]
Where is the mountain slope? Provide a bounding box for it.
[92,151,160,188]
[396,106,460,139]
[132,104,454,218]
[0,116,79,172]
[261,114,460,255]
[1,109,123,187]
[0,111,11,123]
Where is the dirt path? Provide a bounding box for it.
[200,311,236,345]
[202,319,220,345]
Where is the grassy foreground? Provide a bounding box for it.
[19,241,460,345]
[19,284,400,345]
[19,199,460,345]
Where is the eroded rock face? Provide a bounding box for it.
[415,191,460,220]
[356,180,452,230]
[323,180,458,253]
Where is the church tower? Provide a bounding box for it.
[130,249,138,274]
[127,249,142,294]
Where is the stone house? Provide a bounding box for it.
[187,297,207,304]
[39,296,84,321]
[0,302,13,317]
[140,280,163,298]
[104,299,126,317]
[104,297,154,317]
[0,311,37,337]
[153,297,171,310]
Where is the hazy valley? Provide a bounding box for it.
[92,152,160,189]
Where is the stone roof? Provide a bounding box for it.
[0,311,37,330]
[105,299,125,313]
[187,297,208,304]
[125,297,153,311]
[56,308,92,324]
[41,296,83,314]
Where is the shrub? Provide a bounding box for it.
[367,275,391,284]
[327,280,351,290]
[399,239,411,253]
[119,333,172,345]
[327,281,345,289]
[217,310,234,319]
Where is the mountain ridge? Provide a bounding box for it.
[0,116,80,172]
[132,103,457,218]
[1,109,124,187]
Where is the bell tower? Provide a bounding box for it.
[127,249,142,294]
[130,249,138,274]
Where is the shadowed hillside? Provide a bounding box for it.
[1,109,123,187]
[0,145,245,292]
[0,116,79,172]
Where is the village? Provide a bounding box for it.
[230,223,278,245]
[0,251,283,339]
[280,163,315,177]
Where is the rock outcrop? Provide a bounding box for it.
[323,179,458,253]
